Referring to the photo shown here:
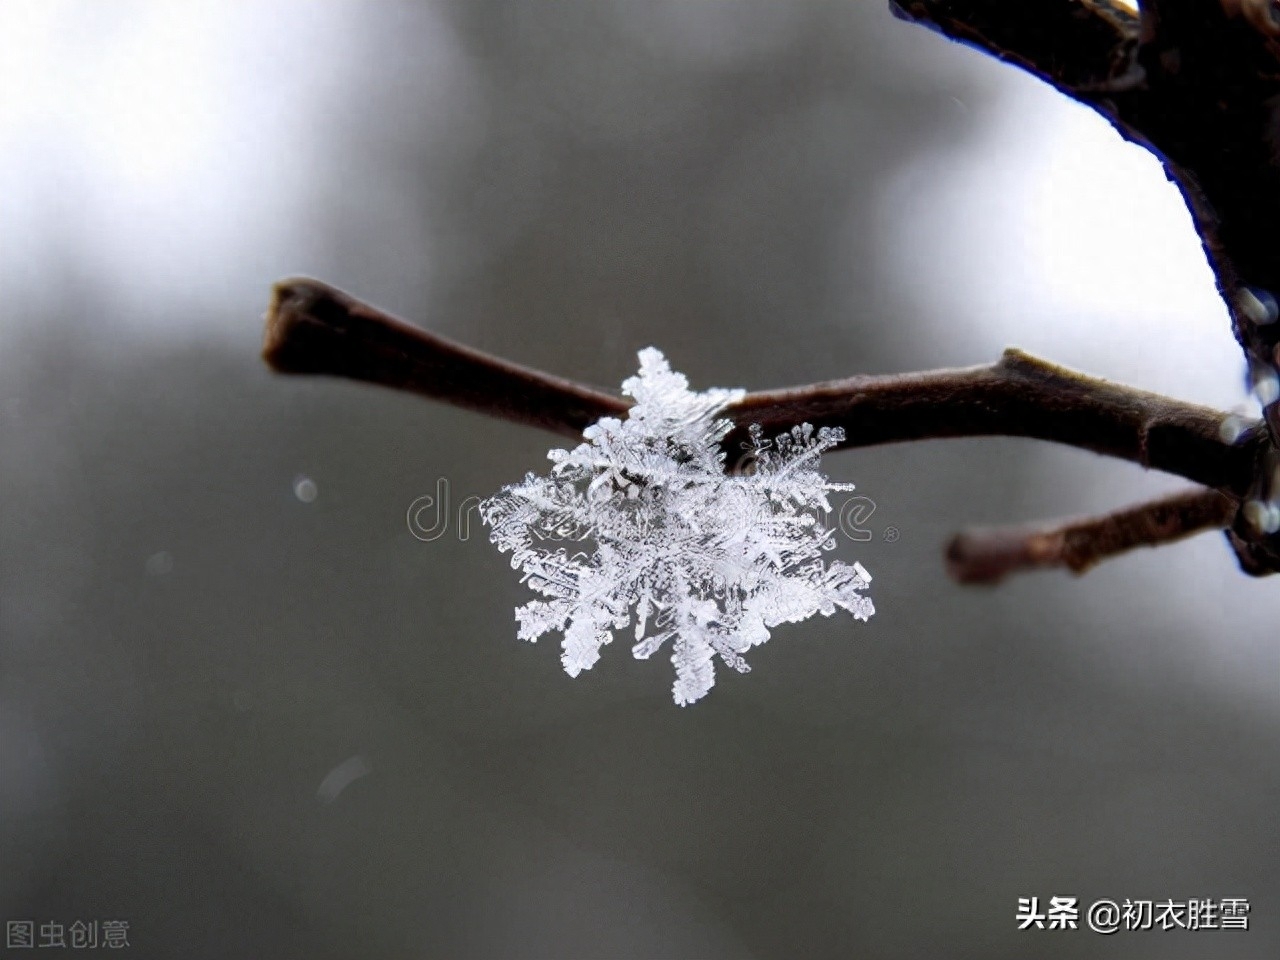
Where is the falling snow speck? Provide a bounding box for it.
[1219,414,1248,445]
[1243,499,1280,534]
[1237,286,1278,326]
[294,475,318,503]
[317,755,372,804]
[480,347,874,706]
[145,550,173,576]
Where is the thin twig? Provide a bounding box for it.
[264,278,1264,494]
[723,351,1261,491]
[946,487,1238,585]
[264,278,627,438]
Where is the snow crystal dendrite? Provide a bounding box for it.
[480,348,874,705]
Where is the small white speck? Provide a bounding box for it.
[1251,368,1280,407]
[1219,415,1247,444]
[1237,287,1279,325]
[145,551,173,576]
[1244,499,1269,530]
[317,754,372,804]
[1266,504,1280,535]
[293,475,318,503]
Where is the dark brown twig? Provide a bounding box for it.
[946,487,1238,584]
[264,278,1263,495]
[265,278,627,438]
[724,350,1259,492]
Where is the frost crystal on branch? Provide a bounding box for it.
[480,348,874,705]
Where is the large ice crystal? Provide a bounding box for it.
[481,348,874,705]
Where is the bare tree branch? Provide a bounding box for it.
[889,0,1140,93]
[723,349,1259,491]
[946,487,1237,584]
[264,278,627,438]
[264,277,1264,495]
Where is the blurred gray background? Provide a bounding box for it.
[2,2,1277,958]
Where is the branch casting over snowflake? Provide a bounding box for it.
[480,348,874,705]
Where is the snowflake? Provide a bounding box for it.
[480,348,874,705]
